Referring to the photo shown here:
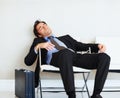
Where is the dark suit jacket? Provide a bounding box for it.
[24,35,99,85]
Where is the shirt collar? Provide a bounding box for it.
[44,34,55,41]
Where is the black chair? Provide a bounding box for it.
[37,48,91,98]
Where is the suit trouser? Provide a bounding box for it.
[50,49,110,96]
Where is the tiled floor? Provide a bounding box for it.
[37,91,120,98]
[0,91,120,98]
[0,80,120,98]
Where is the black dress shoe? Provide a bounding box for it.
[91,94,103,98]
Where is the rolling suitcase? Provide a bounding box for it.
[15,69,35,98]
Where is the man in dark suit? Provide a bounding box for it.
[24,20,110,98]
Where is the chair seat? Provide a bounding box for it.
[41,65,91,73]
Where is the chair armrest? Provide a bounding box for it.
[76,47,91,54]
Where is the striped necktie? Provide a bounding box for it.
[48,36,66,50]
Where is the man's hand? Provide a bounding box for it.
[35,42,55,51]
[98,44,106,53]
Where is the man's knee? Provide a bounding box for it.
[99,53,111,63]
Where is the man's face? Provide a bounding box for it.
[36,22,52,37]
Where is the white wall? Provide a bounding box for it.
[0,0,120,79]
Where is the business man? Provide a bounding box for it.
[24,20,110,98]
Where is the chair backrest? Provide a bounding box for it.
[39,48,42,67]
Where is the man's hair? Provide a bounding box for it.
[33,20,47,37]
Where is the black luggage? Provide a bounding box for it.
[15,69,35,98]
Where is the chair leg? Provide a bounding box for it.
[82,72,90,98]
[82,72,90,91]
[39,74,43,98]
